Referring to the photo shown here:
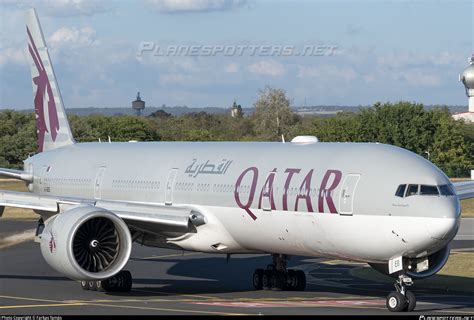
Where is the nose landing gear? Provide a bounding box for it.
[386,274,416,312]
[252,254,306,291]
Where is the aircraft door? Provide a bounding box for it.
[39,165,48,186]
[94,166,107,199]
[339,174,360,215]
[39,165,50,193]
[165,168,178,205]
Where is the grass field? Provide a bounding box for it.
[0,179,473,219]
[0,180,38,219]
[351,251,474,292]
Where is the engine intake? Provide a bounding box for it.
[73,217,120,273]
[40,205,132,280]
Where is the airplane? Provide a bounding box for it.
[1,8,473,313]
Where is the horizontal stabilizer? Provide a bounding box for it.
[453,181,474,200]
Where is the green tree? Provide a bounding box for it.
[251,87,300,141]
[0,110,37,169]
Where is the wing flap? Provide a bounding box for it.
[0,190,58,212]
[95,200,192,230]
[453,181,474,200]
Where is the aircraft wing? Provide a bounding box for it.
[0,168,33,182]
[0,190,205,233]
[453,181,474,200]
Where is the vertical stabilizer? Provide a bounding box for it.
[26,8,74,152]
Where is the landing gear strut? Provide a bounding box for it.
[80,270,133,293]
[386,274,416,312]
[252,254,306,291]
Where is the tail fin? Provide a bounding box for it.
[26,8,74,152]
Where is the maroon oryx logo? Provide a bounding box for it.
[49,231,56,254]
[27,26,59,152]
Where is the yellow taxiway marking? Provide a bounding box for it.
[65,296,375,305]
[87,302,253,316]
[139,252,202,260]
[131,288,218,300]
[0,303,85,309]
[0,295,61,304]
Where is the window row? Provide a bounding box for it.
[43,177,91,186]
[112,179,160,190]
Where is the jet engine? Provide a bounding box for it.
[39,205,132,280]
[369,245,451,279]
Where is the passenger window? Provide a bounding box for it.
[406,184,419,197]
[395,184,406,197]
[439,184,455,196]
[420,185,439,196]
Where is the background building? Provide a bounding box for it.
[132,92,145,116]
[453,55,474,122]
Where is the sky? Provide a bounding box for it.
[0,0,473,110]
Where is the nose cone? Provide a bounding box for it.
[425,197,461,241]
[426,217,460,241]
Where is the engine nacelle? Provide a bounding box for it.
[39,205,132,280]
[369,245,451,279]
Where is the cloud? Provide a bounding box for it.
[1,0,111,17]
[345,24,363,36]
[0,48,27,66]
[49,27,98,47]
[224,62,239,73]
[248,59,285,77]
[376,51,460,69]
[297,65,357,82]
[145,0,246,14]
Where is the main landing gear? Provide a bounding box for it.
[80,270,133,293]
[386,274,416,312]
[252,254,306,291]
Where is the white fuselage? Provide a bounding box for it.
[25,141,461,263]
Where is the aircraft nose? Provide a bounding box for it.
[425,198,460,241]
[426,216,460,241]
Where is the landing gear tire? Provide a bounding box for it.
[121,270,132,292]
[252,269,264,290]
[386,274,416,312]
[80,280,103,291]
[386,291,407,312]
[252,254,306,291]
[295,270,306,291]
[286,269,297,290]
[87,280,98,291]
[102,270,133,293]
[270,272,284,291]
[404,290,416,312]
[80,280,89,290]
[262,270,272,290]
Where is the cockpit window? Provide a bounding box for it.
[396,183,455,197]
[406,184,419,197]
[439,184,455,196]
[420,185,439,195]
[395,184,406,197]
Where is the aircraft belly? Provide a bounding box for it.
[199,207,442,262]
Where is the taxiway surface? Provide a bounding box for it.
[0,219,473,315]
